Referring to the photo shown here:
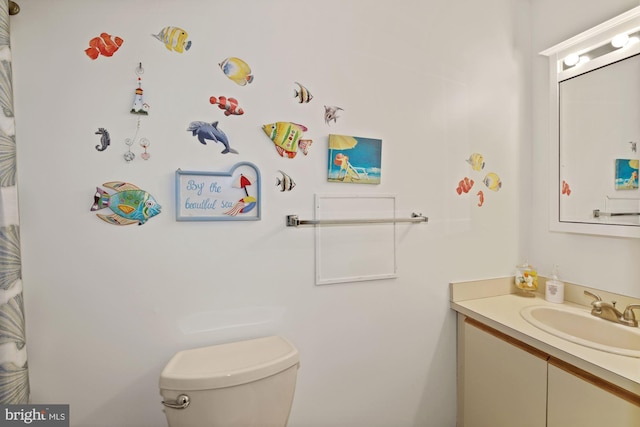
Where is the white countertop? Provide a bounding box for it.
[450,279,640,395]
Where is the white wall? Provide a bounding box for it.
[531,0,640,297]
[11,0,530,426]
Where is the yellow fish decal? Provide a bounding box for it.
[152,26,192,53]
[466,153,485,171]
[483,172,502,191]
[262,122,312,158]
[220,57,254,86]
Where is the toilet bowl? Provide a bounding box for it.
[159,336,299,427]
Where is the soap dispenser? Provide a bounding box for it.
[545,265,565,304]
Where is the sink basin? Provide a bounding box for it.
[520,305,640,358]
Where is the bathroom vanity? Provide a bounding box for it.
[451,278,640,427]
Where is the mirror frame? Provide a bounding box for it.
[541,6,640,238]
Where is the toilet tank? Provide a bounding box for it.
[160,336,299,427]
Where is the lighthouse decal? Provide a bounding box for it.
[131,74,149,115]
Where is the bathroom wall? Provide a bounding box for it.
[11,0,530,426]
[530,0,640,297]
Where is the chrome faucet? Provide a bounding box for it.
[584,290,639,327]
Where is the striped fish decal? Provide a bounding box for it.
[262,122,312,158]
[294,82,313,103]
[152,26,192,53]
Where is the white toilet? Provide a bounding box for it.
[159,336,300,427]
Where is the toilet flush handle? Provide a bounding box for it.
[162,394,190,410]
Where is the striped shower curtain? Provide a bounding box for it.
[0,0,29,404]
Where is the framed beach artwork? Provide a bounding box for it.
[327,134,382,184]
[614,159,639,190]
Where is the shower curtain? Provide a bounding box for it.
[0,0,29,404]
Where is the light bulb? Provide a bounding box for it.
[578,56,590,65]
[612,33,630,48]
[564,54,580,66]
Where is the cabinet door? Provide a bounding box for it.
[460,319,547,427]
[547,362,640,427]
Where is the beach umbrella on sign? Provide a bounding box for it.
[225,173,257,216]
[328,135,358,179]
[233,173,253,196]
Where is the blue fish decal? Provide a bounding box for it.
[91,182,161,225]
[187,121,239,154]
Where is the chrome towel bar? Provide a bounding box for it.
[593,209,640,217]
[286,212,428,227]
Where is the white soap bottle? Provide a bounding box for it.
[545,265,565,304]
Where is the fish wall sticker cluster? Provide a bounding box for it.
[293,82,345,125]
[293,82,344,125]
[85,26,192,59]
[456,152,502,207]
[91,182,161,225]
[258,80,348,160]
[83,19,368,226]
[259,83,346,161]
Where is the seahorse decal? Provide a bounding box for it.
[95,128,110,152]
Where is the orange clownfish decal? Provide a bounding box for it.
[456,177,474,195]
[85,32,124,60]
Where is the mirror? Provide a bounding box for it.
[542,6,640,238]
[560,53,640,226]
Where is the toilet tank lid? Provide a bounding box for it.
[159,336,299,391]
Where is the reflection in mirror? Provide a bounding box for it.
[559,53,640,226]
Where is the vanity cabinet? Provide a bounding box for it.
[458,317,547,427]
[547,361,640,427]
[458,316,640,427]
